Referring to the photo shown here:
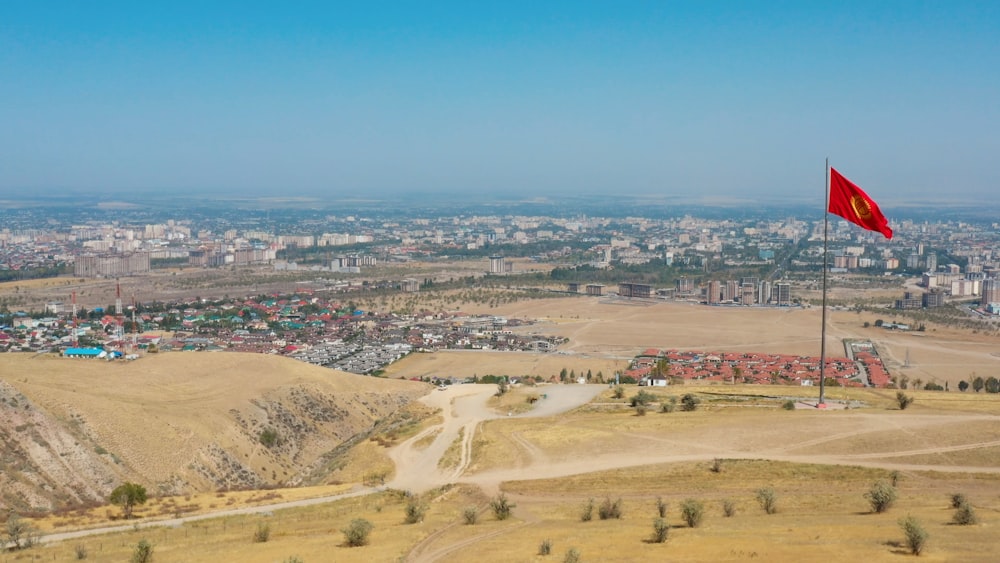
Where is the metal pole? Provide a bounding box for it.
[819,158,830,407]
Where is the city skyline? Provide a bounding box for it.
[2,1,999,203]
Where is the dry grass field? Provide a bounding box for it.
[0,353,427,510]
[6,382,999,562]
[451,296,1000,386]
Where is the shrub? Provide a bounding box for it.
[722,498,736,517]
[342,518,374,547]
[655,497,668,518]
[283,558,303,563]
[899,516,928,556]
[130,539,154,563]
[253,522,271,543]
[259,428,280,448]
[635,405,647,416]
[652,518,669,543]
[660,397,677,413]
[580,498,594,522]
[490,493,515,520]
[756,488,777,514]
[782,400,796,411]
[462,506,478,525]
[598,497,623,520]
[680,393,700,411]
[5,513,40,550]
[953,502,977,525]
[949,493,967,509]
[404,497,427,524]
[896,391,914,410]
[865,480,898,513]
[630,390,655,407]
[75,544,88,560]
[889,470,902,487]
[538,538,552,555]
[680,499,704,528]
[563,547,581,563]
[612,385,625,399]
[710,458,724,473]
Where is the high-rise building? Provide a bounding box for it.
[925,253,937,273]
[772,283,791,306]
[758,280,772,305]
[488,255,505,274]
[707,280,721,304]
[982,279,1000,305]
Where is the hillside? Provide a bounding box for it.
[0,352,428,512]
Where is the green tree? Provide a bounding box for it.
[110,482,148,520]
[986,377,1000,393]
[957,380,969,392]
[972,376,985,392]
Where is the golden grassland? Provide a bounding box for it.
[11,387,1000,562]
[18,465,998,563]
[1,353,427,486]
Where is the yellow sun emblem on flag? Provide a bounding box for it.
[850,194,872,220]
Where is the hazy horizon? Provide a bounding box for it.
[3,2,999,201]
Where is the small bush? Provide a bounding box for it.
[630,390,655,407]
[680,499,704,527]
[563,547,581,563]
[539,538,552,555]
[490,493,515,520]
[949,493,967,509]
[612,385,625,399]
[652,518,669,543]
[283,558,303,563]
[580,498,594,522]
[865,480,898,514]
[404,497,427,524]
[75,544,88,560]
[680,393,700,411]
[598,497,623,520]
[655,497,668,518]
[896,391,914,410]
[722,499,736,517]
[782,400,796,410]
[462,506,478,525]
[342,518,373,547]
[756,488,777,514]
[130,539,153,563]
[953,502,978,526]
[635,405,647,416]
[259,428,280,448]
[660,398,676,413]
[899,515,928,555]
[710,458,724,473]
[253,522,271,543]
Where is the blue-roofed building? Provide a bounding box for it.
[64,347,107,358]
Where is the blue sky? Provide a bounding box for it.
[2,1,999,202]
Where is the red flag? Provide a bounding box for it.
[828,167,892,239]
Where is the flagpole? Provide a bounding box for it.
[819,158,830,407]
